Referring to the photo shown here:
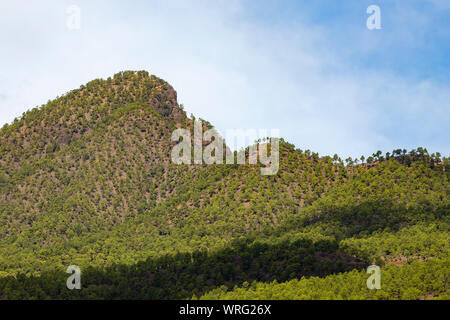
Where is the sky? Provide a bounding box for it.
[0,0,449,158]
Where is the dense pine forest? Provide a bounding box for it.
[0,71,448,299]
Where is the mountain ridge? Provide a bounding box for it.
[0,71,448,300]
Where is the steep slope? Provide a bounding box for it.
[0,71,373,275]
[0,71,448,299]
[0,71,197,274]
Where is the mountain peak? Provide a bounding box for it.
[0,70,187,166]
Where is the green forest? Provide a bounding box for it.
[0,71,448,299]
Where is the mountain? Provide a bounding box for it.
[0,71,448,299]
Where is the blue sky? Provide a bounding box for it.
[0,0,449,158]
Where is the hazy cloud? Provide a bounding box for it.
[0,0,448,158]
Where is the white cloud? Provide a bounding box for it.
[0,0,448,158]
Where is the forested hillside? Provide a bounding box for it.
[0,71,448,299]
